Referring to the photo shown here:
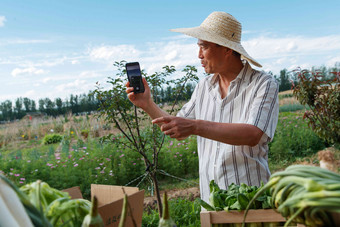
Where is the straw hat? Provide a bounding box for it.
[170,11,262,68]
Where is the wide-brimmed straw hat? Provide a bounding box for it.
[170,11,262,68]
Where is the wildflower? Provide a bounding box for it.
[169,141,173,146]
[27,160,31,163]
[50,129,54,133]
[21,134,25,138]
[19,181,24,184]
[74,163,78,167]
[20,178,25,181]
[83,147,87,149]
[174,155,177,158]
[179,159,182,162]
[119,154,125,158]
[99,163,104,166]
[14,174,20,177]
[133,163,136,165]
[100,171,105,174]
[71,131,74,134]
[56,157,61,160]
[106,158,111,161]
[95,167,100,170]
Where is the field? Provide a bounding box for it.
[0,91,339,226]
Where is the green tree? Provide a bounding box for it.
[14,97,24,119]
[293,68,340,144]
[93,61,198,217]
[278,69,292,92]
[0,100,13,121]
[55,98,63,115]
[38,99,45,112]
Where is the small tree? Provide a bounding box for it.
[292,68,340,145]
[93,61,198,217]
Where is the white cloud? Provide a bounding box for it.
[55,79,92,93]
[0,16,6,27]
[241,34,340,74]
[243,35,340,60]
[11,67,47,77]
[89,45,141,61]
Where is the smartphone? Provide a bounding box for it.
[125,62,145,93]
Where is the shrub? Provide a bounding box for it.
[42,133,63,145]
[269,112,327,164]
[292,68,340,144]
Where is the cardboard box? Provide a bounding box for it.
[63,184,144,227]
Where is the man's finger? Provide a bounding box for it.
[127,93,135,100]
[152,116,172,124]
[126,87,134,93]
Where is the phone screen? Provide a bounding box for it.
[126,62,145,93]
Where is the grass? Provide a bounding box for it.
[0,95,338,226]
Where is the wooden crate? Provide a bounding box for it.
[201,209,339,226]
[200,209,303,226]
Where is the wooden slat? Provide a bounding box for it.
[200,209,286,224]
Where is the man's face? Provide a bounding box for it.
[197,39,228,74]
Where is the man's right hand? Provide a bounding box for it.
[125,77,152,110]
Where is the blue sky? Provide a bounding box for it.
[1,0,340,103]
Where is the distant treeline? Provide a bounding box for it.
[0,63,339,122]
[0,83,196,122]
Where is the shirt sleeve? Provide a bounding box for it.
[246,77,279,140]
[176,82,200,119]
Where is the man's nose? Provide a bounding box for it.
[198,49,203,59]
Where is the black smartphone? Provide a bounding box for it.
[125,62,145,93]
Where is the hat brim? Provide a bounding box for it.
[170,26,262,68]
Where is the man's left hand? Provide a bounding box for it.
[152,116,196,140]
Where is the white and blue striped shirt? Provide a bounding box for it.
[177,62,279,204]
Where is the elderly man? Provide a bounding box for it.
[126,11,279,205]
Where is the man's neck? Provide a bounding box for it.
[218,59,244,98]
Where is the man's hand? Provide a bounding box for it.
[125,77,151,110]
[152,116,197,140]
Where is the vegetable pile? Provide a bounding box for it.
[197,180,271,211]
[0,174,105,227]
[244,165,340,227]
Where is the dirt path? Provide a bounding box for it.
[143,187,200,209]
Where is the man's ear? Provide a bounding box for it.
[225,48,233,55]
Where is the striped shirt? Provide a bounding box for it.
[177,62,279,204]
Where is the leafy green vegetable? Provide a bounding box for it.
[197,180,272,211]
